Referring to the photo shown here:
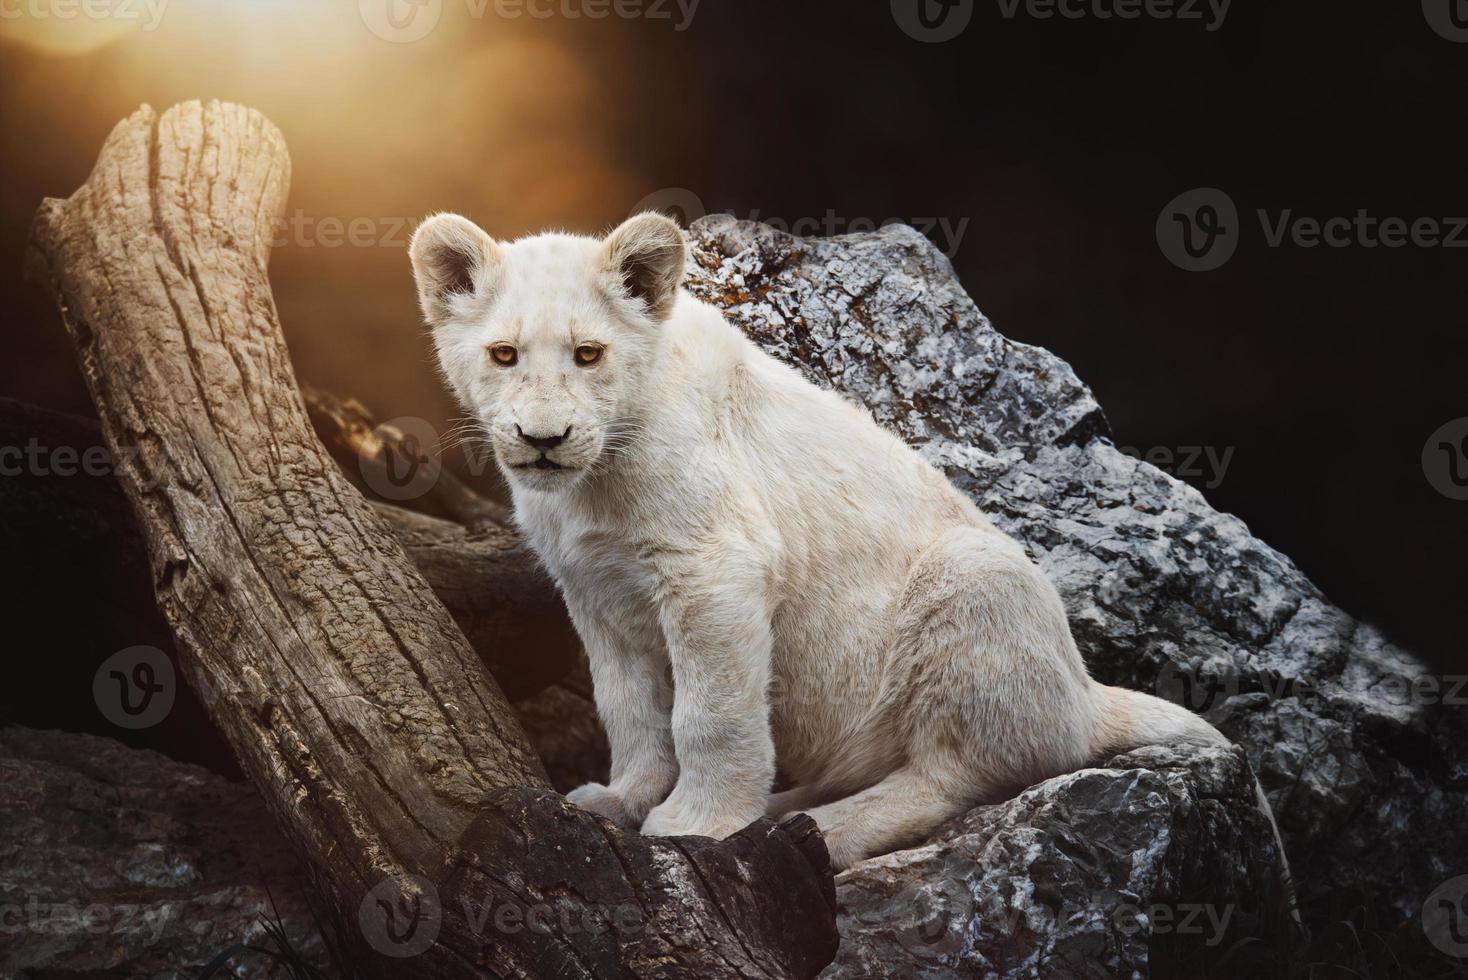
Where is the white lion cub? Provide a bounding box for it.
[409,212,1236,870]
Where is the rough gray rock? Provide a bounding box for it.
[684,215,1463,942]
[825,745,1286,979]
[0,684,609,980]
[0,727,324,979]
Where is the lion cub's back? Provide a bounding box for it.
[745,342,980,528]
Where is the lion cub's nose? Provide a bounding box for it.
[516,424,572,450]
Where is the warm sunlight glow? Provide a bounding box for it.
[0,0,159,54]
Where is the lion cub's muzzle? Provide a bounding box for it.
[509,423,576,471]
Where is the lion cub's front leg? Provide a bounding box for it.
[640,572,776,841]
[565,610,679,828]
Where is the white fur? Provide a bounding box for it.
[410,213,1238,870]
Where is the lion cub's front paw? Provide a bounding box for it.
[640,799,763,841]
[566,783,636,828]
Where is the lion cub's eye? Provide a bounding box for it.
[574,343,605,367]
[488,344,518,366]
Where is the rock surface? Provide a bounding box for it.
[0,687,608,980]
[0,727,323,979]
[684,215,1464,940]
[0,732,1286,980]
[825,745,1286,979]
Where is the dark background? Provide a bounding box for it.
[1,0,1463,760]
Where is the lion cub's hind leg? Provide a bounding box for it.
[804,526,1096,870]
[803,766,998,870]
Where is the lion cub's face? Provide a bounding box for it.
[410,213,686,494]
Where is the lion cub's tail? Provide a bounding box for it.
[1090,683,1299,923]
[1089,682,1231,758]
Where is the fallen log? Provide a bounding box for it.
[25,99,836,978]
[301,384,509,529]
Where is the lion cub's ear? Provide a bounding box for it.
[600,213,687,322]
[409,214,503,326]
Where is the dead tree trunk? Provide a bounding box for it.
[25,100,836,979]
